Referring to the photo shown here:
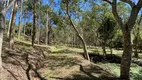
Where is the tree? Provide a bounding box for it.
[9,0,18,49]
[36,0,41,44]
[45,1,49,45]
[0,0,15,75]
[97,16,116,57]
[32,0,37,46]
[64,0,90,61]
[103,0,142,79]
[18,0,23,39]
[133,14,142,58]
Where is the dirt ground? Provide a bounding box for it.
[1,41,119,80]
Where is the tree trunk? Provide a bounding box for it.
[32,0,37,46]
[102,42,106,57]
[134,36,138,58]
[35,1,40,44]
[0,12,5,69]
[7,11,12,38]
[9,0,17,49]
[66,2,90,61]
[134,46,138,58]
[78,34,90,61]
[45,13,49,45]
[109,39,113,56]
[120,30,132,80]
[18,0,23,39]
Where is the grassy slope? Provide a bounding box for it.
[2,39,142,80]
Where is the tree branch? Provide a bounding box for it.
[2,0,15,14]
[136,0,142,8]
[120,0,135,7]
[105,0,124,29]
[103,0,112,5]
[65,1,81,36]
[126,0,142,30]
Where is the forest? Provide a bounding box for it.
[0,0,142,80]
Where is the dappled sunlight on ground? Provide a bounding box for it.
[1,40,142,80]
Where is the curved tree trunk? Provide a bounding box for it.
[77,34,90,61]
[66,2,90,61]
[120,30,132,80]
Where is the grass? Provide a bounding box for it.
[3,38,142,80]
[95,62,142,80]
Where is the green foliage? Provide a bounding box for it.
[97,16,117,43]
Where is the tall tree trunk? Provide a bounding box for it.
[0,12,5,69]
[134,15,141,58]
[36,17,40,44]
[103,0,142,79]
[9,0,18,49]
[18,0,23,39]
[37,1,41,44]
[45,12,49,45]
[120,30,132,80]
[32,0,37,46]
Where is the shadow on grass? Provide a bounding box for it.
[50,64,119,80]
[89,54,121,64]
[45,55,79,70]
[52,49,79,54]
[51,75,100,80]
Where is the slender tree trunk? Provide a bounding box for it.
[134,45,138,58]
[7,11,12,37]
[110,45,112,55]
[66,2,90,61]
[37,1,41,44]
[109,39,113,55]
[18,0,23,39]
[134,35,138,58]
[32,0,37,46]
[102,42,106,57]
[120,30,132,80]
[133,26,140,58]
[78,34,90,61]
[36,17,40,44]
[9,0,18,49]
[45,13,49,45]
